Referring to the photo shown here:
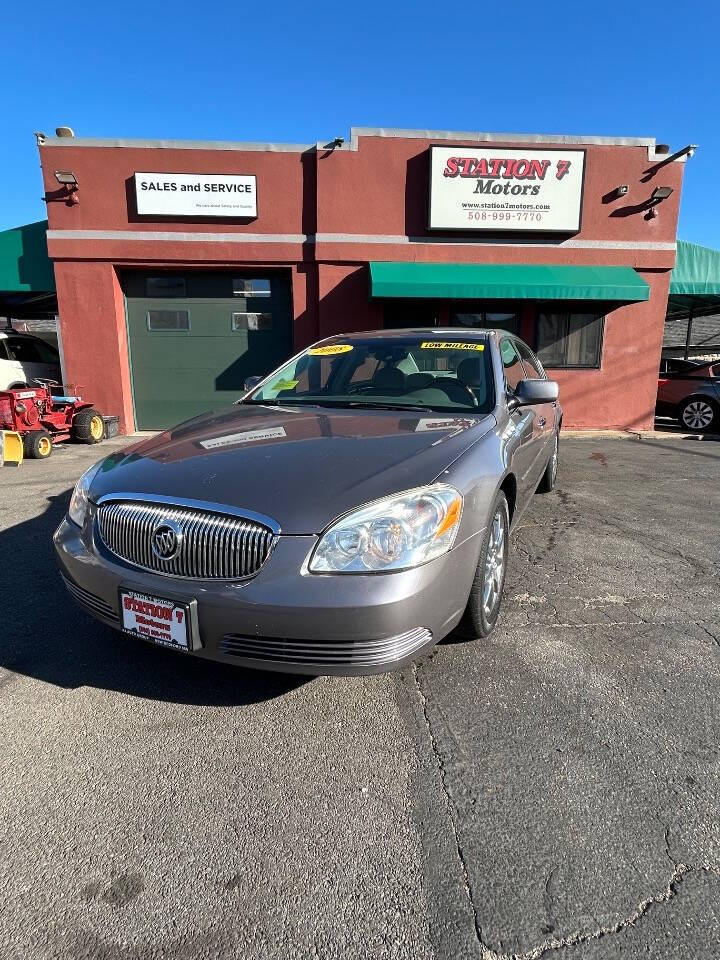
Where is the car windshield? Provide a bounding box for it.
[244,336,495,413]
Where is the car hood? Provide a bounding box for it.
[91,404,494,534]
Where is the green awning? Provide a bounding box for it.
[666,241,720,320]
[0,220,55,293]
[670,241,720,297]
[369,262,650,302]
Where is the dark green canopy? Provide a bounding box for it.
[0,220,57,319]
[667,240,720,320]
[370,262,649,302]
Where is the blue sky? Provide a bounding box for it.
[4,0,719,246]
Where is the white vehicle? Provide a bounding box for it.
[0,331,61,390]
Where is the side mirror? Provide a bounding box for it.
[243,375,262,392]
[509,378,559,409]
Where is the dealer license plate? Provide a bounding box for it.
[119,589,191,651]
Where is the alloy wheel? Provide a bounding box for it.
[682,400,714,431]
[483,510,507,620]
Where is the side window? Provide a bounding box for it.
[516,340,547,379]
[5,337,56,364]
[500,338,525,390]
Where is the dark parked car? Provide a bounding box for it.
[55,329,561,675]
[657,359,720,432]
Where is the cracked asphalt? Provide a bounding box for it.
[0,434,718,959]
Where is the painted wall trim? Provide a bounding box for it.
[350,126,657,148]
[47,229,676,252]
[38,136,314,153]
[47,229,311,243]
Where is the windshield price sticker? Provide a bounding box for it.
[272,379,299,391]
[420,342,485,351]
[308,344,354,356]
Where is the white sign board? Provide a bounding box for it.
[134,172,257,218]
[428,146,585,233]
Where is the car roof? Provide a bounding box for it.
[0,330,47,340]
[320,328,500,341]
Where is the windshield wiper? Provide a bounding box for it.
[341,401,430,411]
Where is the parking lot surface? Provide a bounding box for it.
[1,435,718,960]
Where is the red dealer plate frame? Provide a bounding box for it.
[118,588,200,653]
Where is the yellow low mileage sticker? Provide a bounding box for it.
[308,344,354,356]
[420,341,484,351]
[272,379,299,391]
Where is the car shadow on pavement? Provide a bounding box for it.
[0,489,309,706]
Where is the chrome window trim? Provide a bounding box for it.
[93,492,281,535]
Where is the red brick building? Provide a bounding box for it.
[37,127,689,432]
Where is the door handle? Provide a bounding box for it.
[538,417,546,428]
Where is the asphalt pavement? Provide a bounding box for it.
[0,434,718,960]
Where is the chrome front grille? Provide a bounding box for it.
[96,500,275,580]
[220,627,432,667]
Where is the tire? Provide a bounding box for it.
[678,396,718,433]
[23,429,53,459]
[72,408,105,444]
[457,491,510,640]
[536,432,559,493]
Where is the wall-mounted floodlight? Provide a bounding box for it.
[54,170,78,186]
[677,144,697,159]
[651,186,673,200]
[615,185,629,198]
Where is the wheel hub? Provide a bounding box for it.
[682,401,714,430]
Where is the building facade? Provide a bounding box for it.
[37,127,688,432]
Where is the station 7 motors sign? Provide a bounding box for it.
[428,145,585,233]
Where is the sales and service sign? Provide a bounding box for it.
[428,146,585,232]
[134,172,257,218]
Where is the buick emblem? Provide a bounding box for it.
[151,519,183,560]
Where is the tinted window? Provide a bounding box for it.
[500,339,525,389]
[147,310,190,331]
[231,312,272,331]
[516,340,546,379]
[536,311,604,368]
[233,278,271,298]
[146,276,186,297]
[5,337,59,364]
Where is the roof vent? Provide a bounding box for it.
[55,126,75,138]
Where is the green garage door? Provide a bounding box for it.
[123,271,293,430]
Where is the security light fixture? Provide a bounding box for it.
[651,186,673,200]
[330,137,344,148]
[615,185,629,197]
[54,170,78,187]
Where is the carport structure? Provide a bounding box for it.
[666,241,720,358]
[0,220,57,324]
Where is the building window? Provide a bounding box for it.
[233,278,272,298]
[147,310,190,331]
[536,311,604,368]
[452,311,520,335]
[146,276,186,298]
[231,312,272,332]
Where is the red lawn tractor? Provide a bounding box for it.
[0,382,105,461]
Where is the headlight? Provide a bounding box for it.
[68,461,103,527]
[309,484,463,573]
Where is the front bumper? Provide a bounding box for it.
[54,516,481,676]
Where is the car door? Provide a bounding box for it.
[515,338,556,471]
[499,337,541,503]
